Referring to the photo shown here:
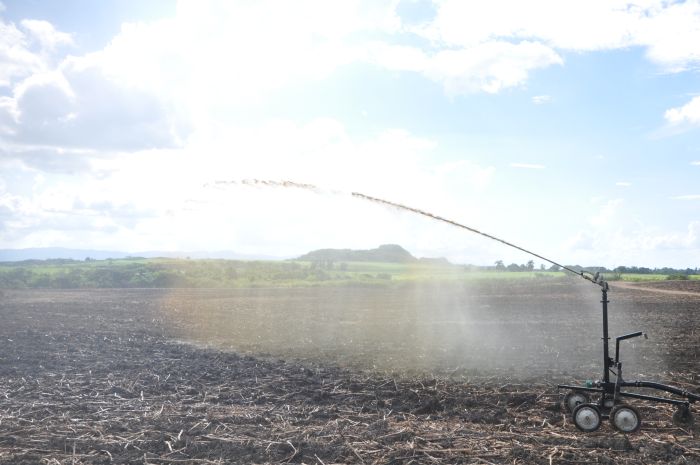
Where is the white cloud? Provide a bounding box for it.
[184,119,452,209]
[0,18,44,86]
[419,0,638,50]
[616,181,631,187]
[670,194,700,200]
[0,0,402,161]
[0,95,18,134]
[564,211,700,268]
[428,41,562,94]
[565,231,595,251]
[0,13,182,155]
[2,0,565,126]
[622,221,700,252]
[3,0,700,115]
[510,163,545,169]
[87,1,563,100]
[419,0,700,72]
[590,198,623,227]
[368,42,428,72]
[81,0,398,107]
[636,1,700,72]
[0,146,95,174]
[692,161,700,165]
[20,19,73,51]
[664,96,700,127]
[371,40,563,94]
[0,15,73,88]
[5,0,697,141]
[532,95,551,104]
[1,60,190,152]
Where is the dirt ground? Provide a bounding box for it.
[0,279,698,464]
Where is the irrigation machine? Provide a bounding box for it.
[557,272,699,433]
[350,192,700,433]
[234,185,700,434]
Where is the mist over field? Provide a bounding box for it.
[157,279,678,378]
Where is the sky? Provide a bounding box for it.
[0,0,699,268]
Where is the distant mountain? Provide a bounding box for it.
[297,244,419,263]
[0,248,128,262]
[0,248,285,262]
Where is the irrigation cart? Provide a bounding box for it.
[558,273,700,433]
[346,190,700,433]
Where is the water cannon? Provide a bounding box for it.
[578,270,609,290]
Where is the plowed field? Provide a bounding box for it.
[1,279,698,464]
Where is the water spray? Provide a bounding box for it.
[212,178,699,432]
[350,192,608,287]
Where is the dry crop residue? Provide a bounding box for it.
[0,283,698,464]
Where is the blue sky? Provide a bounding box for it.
[1,0,699,267]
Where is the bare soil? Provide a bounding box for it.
[0,280,698,464]
[612,280,700,298]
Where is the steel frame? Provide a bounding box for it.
[558,281,699,423]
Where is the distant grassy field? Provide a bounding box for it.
[0,257,696,288]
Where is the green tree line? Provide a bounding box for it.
[0,258,393,289]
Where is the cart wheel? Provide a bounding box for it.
[573,403,602,432]
[563,390,590,413]
[672,406,694,428]
[610,404,641,433]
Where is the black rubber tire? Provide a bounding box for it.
[572,403,602,432]
[672,407,695,428]
[563,390,590,413]
[609,404,642,433]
